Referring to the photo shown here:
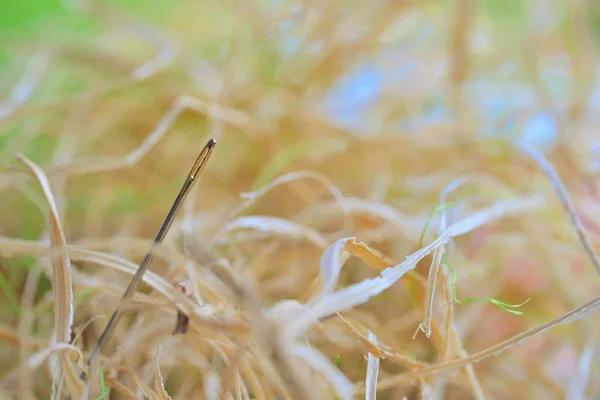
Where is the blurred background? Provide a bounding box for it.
[2,0,600,399]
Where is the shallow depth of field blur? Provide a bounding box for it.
[2,1,600,399]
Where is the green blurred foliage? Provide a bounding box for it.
[0,0,66,37]
[588,2,600,47]
[481,0,525,27]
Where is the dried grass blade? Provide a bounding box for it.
[444,194,542,238]
[516,139,600,276]
[223,216,328,248]
[204,373,221,400]
[319,237,353,297]
[288,343,353,400]
[238,357,266,400]
[0,48,51,122]
[370,292,600,393]
[113,365,157,399]
[341,238,445,349]
[364,331,380,400]
[16,155,83,398]
[26,343,84,371]
[154,345,173,400]
[284,260,416,339]
[341,239,430,310]
[298,197,419,240]
[338,314,426,370]
[566,334,596,400]
[421,246,444,338]
[240,170,350,230]
[286,195,541,338]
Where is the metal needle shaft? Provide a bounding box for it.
[83,138,216,378]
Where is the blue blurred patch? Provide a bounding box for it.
[521,111,557,149]
[589,66,600,112]
[276,20,302,56]
[324,65,383,131]
[423,103,447,122]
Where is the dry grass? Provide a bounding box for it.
[1,1,600,399]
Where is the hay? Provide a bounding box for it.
[1,1,600,399]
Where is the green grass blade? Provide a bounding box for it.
[96,365,106,400]
[445,254,531,315]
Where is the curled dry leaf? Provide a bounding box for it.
[283,254,415,339]
[283,195,542,339]
[325,238,446,350]
[318,237,353,297]
[320,237,429,300]
[341,239,432,310]
[16,155,83,398]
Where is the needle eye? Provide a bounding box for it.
[189,139,216,180]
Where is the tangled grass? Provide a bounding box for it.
[1,1,600,399]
